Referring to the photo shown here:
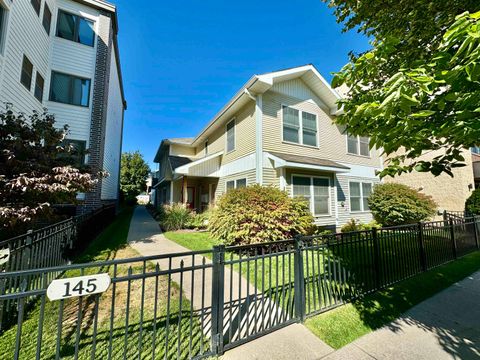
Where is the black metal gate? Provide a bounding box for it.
[1,217,479,359]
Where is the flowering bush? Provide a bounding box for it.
[208,185,315,246]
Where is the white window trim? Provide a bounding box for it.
[349,181,373,213]
[281,104,319,149]
[225,118,236,154]
[225,177,247,192]
[291,174,331,217]
[346,134,371,158]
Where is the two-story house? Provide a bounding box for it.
[153,65,383,229]
[0,0,126,210]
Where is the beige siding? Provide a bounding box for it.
[215,169,256,199]
[196,101,256,164]
[336,174,379,226]
[262,88,382,167]
[170,144,196,157]
[385,149,474,212]
[263,168,280,188]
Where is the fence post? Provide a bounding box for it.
[473,216,479,250]
[418,223,427,272]
[449,219,458,259]
[22,231,33,271]
[294,236,306,322]
[211,245,225,356]
[372,228,381,290]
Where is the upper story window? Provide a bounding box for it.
[472,146,480,155]
[42,4,52,35]
[226,119,235,153]
[292,175,330,216]
[56,10,95,47]
[282,105,318,147]
[20,55,33,90]
[31,0,41,16]
[347,134,370,157]
[0,6,8,54]
[34,72,44,102]
[49,71,91,107]
[350,181,372,212]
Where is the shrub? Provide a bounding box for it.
[465,188,480,215]
[368,183,437,226]
[341,219,381,233]
[187,210,211,230]
[208,185,315,246]
[160,203,193,231]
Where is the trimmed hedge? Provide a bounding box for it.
[368,183,437,226]
[208,185,315,246]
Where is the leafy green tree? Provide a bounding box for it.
[324,0,480,177]
[120,151,150,201]
[0,108,103,230]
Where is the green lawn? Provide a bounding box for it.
[305,250,480,349]
[0,207,209,360]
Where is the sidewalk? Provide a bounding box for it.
[322,271,480,360]
[126,206,333,358]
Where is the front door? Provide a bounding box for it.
[186,187,195,209]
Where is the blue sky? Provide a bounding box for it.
[114,0,370,169]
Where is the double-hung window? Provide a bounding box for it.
[20,55,33,90]
[34,72,45,102]
[226,178,247,191]
[56,10,95,47]
[226,119,235,152]
[347,134,370,156]
[292,176,330,216]
[349,181,372,212]
[49,71,91,107]
[282,106,318,147]
[31,0,41,15]
[42,4,52,35]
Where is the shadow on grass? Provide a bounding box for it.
[348,252,480,358]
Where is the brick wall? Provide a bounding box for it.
[85,12,113,210]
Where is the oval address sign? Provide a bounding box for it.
[47,273,111,301]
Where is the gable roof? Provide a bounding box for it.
[190,64,341,146]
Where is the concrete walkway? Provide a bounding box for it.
[321,271,480,360]
[127,207,479,359]
[126,206,332,357]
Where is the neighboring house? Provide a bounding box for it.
[153,65,383,229]
[384,149,475,213]
[0,0,126,210]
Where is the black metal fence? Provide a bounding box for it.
[0,205,116,332]
[0,216,479,359]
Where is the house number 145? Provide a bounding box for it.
[47,273,111,301]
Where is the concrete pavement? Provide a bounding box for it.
[321,271,480,360]
[126,206,332,356]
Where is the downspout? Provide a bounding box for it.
[245,89,263,185]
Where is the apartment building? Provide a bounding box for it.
[1,0,126,209]
[153,65,383,229]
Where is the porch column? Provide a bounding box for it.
[182,176,188,205]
